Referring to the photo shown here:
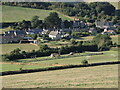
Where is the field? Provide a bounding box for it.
[1,64,51,72]
[1,40,71,54]
[1,50,118,72]
[1,44,39,55]
[2,5,72,23]
[2,64,118,88]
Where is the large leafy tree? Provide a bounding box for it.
[31,16,43,29]
[92,34,113,51]
[44,12,62,28]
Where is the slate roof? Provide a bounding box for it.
[49,31,59,36]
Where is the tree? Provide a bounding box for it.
[10,48,21,54]
[31,16,43,28]
[92,34,112,51]
[63,20,72,28]
[44,12,62,28]
[39,44,50,51]
[81,60,88,65]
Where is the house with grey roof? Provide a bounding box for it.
[95,20,115,29]
[72,19,86,29]
[26,29,43,35]
[0,35,23,44]
[49,31,61,40]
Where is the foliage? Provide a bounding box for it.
[44,12,62,28]
[2,41,99,61]
[31,16,43,29]
[81,60,88,65]
[63,20,73,28]
[92,34,113,51]
[50,2,115,20]
[2,2,52,10]
[14,20,31,30]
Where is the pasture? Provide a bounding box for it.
[1,44,39,54]
[1,50,118,72]
[23,50,118,65]
[1,63,51,72]
[2,5,72,22]
[2,64,118,88]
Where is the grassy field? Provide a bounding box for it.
[1,44,39,55]
[2,5,72,22]
[23,50,118,65]
[1,64,51,72]
[2,64,118,88]
[1,50,118,72]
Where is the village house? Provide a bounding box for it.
[95,20,115,29]
[72,19,86,29]
[49,31,62,40]
[101,28,116,35]
[4,30,26,37]
[2,30,27,43]
[88,28,97,35]
[26,29,43,35]
[14,30,26,37]
[41,29,50,35]
[0,35,23,44]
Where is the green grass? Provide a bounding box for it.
[1,44,39,54]
[31,51,118,65]
[2,5,72,22]
[1,40,71,54]
[2,64,118,88]
[1,64,48,72]
[1,50,117,72]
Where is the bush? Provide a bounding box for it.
[81,60,88,65]
[2,55,10,62]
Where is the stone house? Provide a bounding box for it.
[49,31,61,40]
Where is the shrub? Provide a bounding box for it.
[81,60,88,65]
[2,55,10,62]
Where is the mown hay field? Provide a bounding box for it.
[2,64,118,88]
